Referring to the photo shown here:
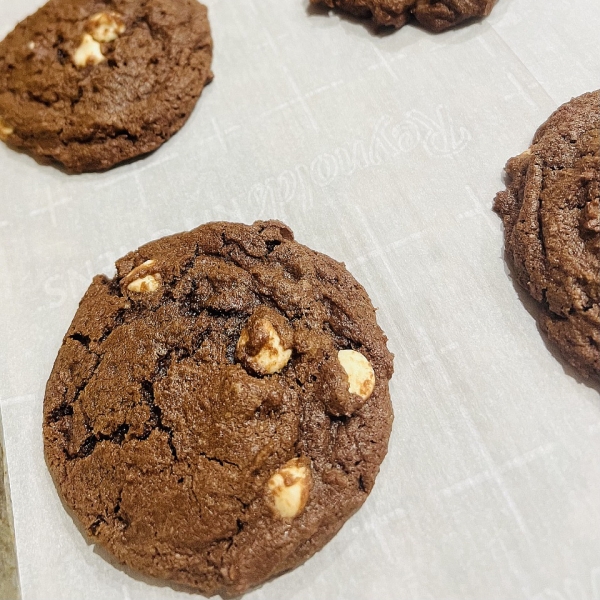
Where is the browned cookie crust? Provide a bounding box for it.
[43,221,394,596]
[0,0,213,173]
[310,0,497,31]
[494,91,600,380]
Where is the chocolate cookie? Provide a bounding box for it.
[494,91,600,380]
[310,0,498,31]
[0,0,213,173]
[43,220,394,595]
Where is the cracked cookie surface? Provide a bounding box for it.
[43,220,394,596]
[0,0,212,173]
[494,90,600,380]
[310,0,498,32]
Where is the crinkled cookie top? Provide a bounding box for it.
[494,91,600,379]
[43,220,394,595]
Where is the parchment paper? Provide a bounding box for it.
[1,1,600,598]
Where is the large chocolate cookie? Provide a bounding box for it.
[43,220,394,595]
[0,0,212,173]
[494,91,600,380]
[310,0,498,32]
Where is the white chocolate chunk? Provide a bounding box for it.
[73,34,105,67]
[268,458,312,520]
[123,261,161,293]
[0,118,13,141]
[237,320,291,375]
[127,274,160,293]
[338,350,375,401]
[88,12,125,43]
[27,41,35,51]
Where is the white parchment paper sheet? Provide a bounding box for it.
[1,0,600,598]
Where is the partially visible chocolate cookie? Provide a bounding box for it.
[43,220,394,595]
[494,91,600,379]
[0,0,213,173]
[310,0,498,32]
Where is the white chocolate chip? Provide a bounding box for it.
[237,320,291,375]
[0,118,13,141]
[338,350,375,401]
[124,261,161,293]
[27,41,35,51]
[127,275,160,293]
[73,33,105,67]
[268,458,312,520]
[88,12,125,43]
